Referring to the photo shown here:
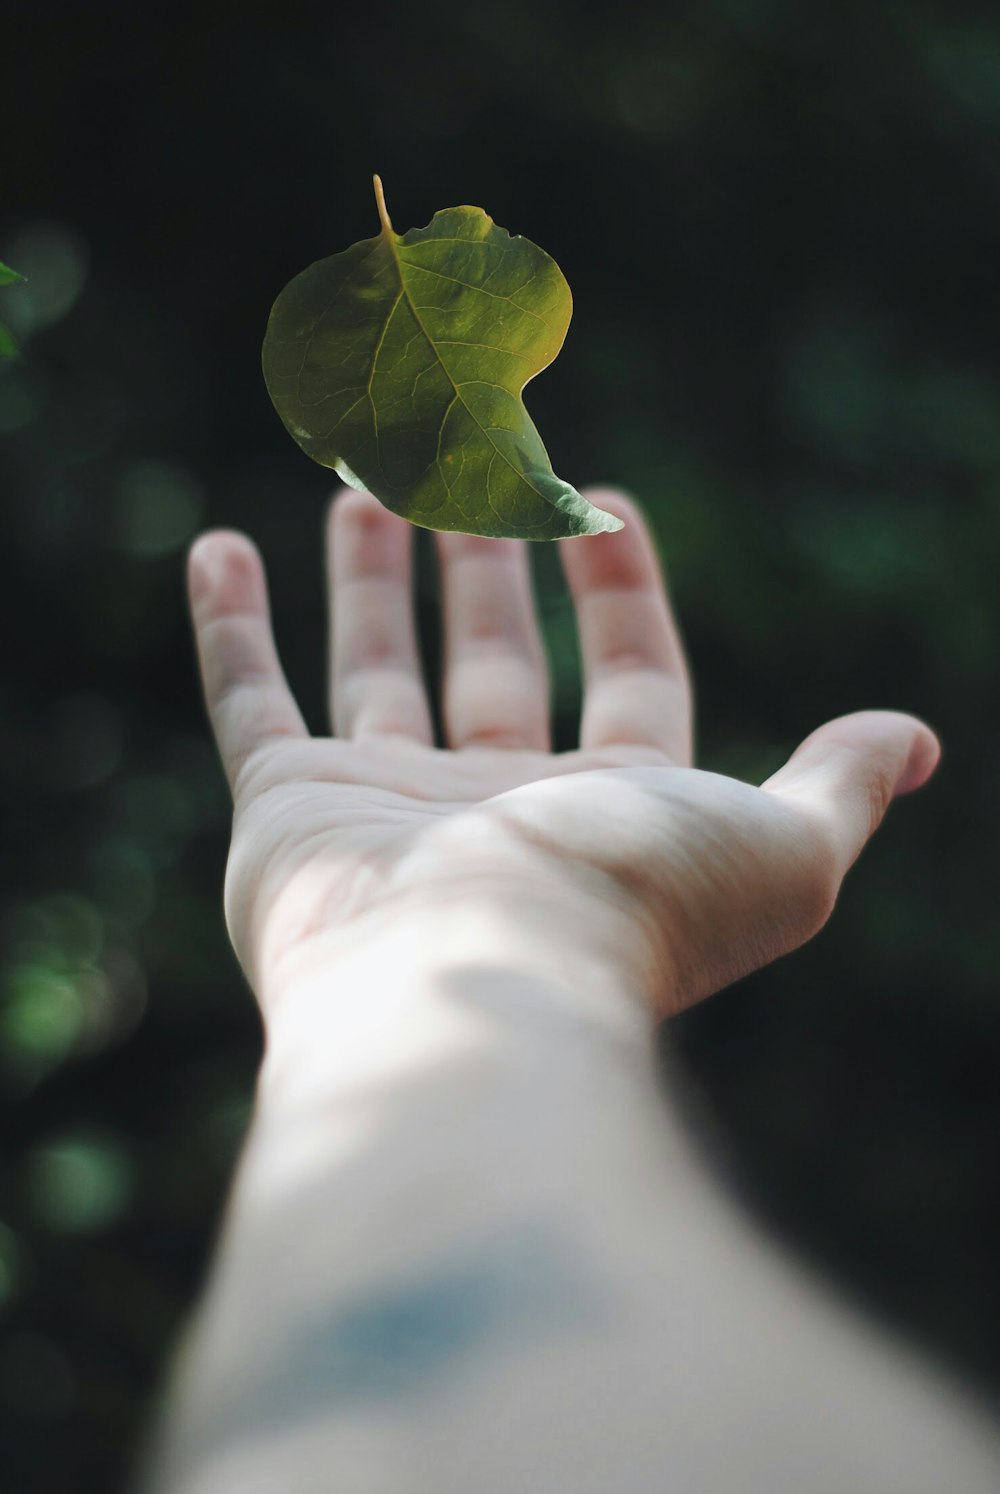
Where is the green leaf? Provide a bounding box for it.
[262,178,624,540]
[0,264,24,359]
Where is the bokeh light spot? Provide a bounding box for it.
[26,1133,133,1234]
[1,965,84,1065]
[0,1223,25,1311]
[88,837,158,928]
[113,774,196,870]
[48,693,124,790]
[34,893,105,964]
[113,459,205,558]
[0,223,88,340]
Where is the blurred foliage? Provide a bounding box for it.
[1,0,999,1488]
[0,261,25,359]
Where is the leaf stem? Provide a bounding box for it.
[373,175,394,236]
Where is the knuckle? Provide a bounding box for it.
[230,741,283,805]
[594,647,658,675]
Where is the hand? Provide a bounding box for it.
[188,486,940,1022]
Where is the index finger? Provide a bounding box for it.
[188,531,308,794]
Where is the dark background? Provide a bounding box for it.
[1,1,998,1488]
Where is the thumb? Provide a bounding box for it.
[763,710,941,877]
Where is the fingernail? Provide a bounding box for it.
[896,728,942,795]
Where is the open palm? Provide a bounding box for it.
[189,487,939,1021]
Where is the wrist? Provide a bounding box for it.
[256,889,659,1115]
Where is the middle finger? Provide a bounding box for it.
[435,532,550,750]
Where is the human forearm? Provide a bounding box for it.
[145,903,1000,1494]
[144,899,669,1489]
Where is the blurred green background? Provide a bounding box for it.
[1,1,998,1487]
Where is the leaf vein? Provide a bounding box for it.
[400,263,550,329]
[383,248,552,507]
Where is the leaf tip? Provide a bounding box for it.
[372,174,394,236]
[588,504,626,534]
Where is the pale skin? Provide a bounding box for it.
[144,486,1000,1492]
[189,484,938,1023]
